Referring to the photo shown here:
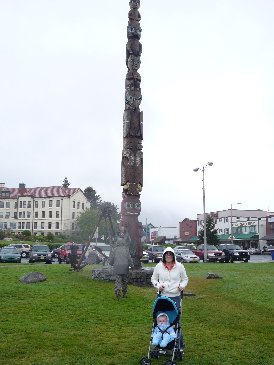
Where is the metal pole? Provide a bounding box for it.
[202,167,208,262]
[230,203,233,245]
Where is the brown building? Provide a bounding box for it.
[179,218,197,242]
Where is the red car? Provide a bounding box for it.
[192,244,224,262]
[58,243,85,264]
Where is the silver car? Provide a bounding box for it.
[177,249,200,263]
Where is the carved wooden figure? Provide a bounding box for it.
[120,0,143,269]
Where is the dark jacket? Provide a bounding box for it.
[109,238,133,275]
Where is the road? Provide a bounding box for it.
[249,254,272,263]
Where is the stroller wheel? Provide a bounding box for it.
[165,361,176,365]
[139,357,151,365]
[175,349,184,361]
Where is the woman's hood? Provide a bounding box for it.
[162,247,176,260]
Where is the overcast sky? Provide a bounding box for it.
[1,0,274,228]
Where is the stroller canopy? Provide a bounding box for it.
[152,295,179,325]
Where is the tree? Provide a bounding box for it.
[62,177,70,188]
[198,215,219,245]
[76,202,119,242]
[83,186,101,207]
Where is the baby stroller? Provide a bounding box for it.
[140,294,183,365]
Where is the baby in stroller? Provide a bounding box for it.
[140,295,183,364]
[152,313,176,348]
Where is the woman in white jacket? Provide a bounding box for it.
[151,247,188,353]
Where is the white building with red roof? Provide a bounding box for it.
[0,183,89,236]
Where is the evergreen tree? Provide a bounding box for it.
[198,215,219,245]
[83,186,101,207]
[62,177,70,188]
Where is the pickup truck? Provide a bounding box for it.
[192,244,224,262]
[219,244,250,263]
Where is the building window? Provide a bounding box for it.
[48,222,52,229]
[27,201,31,208]
[26,222,30,229]
[42,211,45,218]
[0,201,4,208]
[27,211,31,218]
[77,202,80,209]
[42,201,45,208]
[19,212,22,218]
[56,211,60,218]
[10,222,16,229]
[49,200,52,207]
[5,212,10,219]
[0,212,3,218]
[35,201,38,208]
[23,201,26,208]
[73,201,75,208]
[56,222,60,229]
[19,201,23,208]
[34,222,37,229]
[41,222,45,229]
[6,202,10,209]
[56,200,60,207]
[22,222,25,229]
[72,212,75,219]
[82,203,84,210]
[14,202,17,209]
[49,211,52,218]
[34,212,38,218]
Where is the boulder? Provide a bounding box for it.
[206,272,222,279]
[20,272,47,284]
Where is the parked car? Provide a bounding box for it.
[0,247,21,263]
[262,245,274,254]
[192,244,224,262]
[140,251,149,264]
[176,249,200,263]
[174,244,197,255]
[8,243,32,258]
[58,243,85,264]
[247,247,261,255]
[51,245,63,258]
[29,245,52,264]
[219,244,250,263]
[146,245,165,263]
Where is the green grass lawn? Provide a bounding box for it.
[0,262,274,365]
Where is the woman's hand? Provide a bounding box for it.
[159,284,165,291]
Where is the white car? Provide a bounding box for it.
[177,249,200,263]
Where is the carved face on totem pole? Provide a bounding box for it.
[127,24,142,40]
[127,55,141,71]
[129,0,140,9]
[125,88,142,110]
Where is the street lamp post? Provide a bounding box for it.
[230,202,241,245]
[193,162,213,262]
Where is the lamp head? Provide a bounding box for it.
[193,168,199,172]
[208,162,213,166]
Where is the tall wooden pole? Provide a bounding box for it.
[120,0,143,269]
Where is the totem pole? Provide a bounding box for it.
[120,0,143,269]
